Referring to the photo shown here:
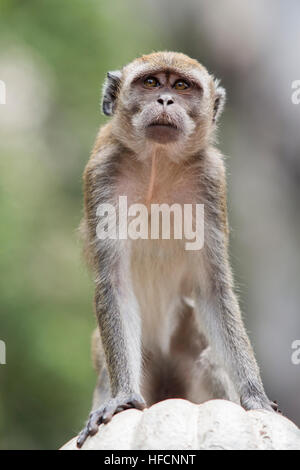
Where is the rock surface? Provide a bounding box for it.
[61,399,300,450]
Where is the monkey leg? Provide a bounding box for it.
[169,304,239,405]
[195,345,240,403]
[141,302,238,406]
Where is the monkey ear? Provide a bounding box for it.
[102,70,122,116]
[213,82,226,123]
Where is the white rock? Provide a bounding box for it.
[61,399,300,451]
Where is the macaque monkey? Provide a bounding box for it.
[77,52,277,447]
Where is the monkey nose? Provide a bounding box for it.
[157,95,174,106]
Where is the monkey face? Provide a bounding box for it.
[127,72,204,144]
[102,52,226,153]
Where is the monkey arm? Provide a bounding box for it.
[92,253,145,399]
[194,156,274,412]
[77,257,145,449]
[77,151,145,448]
[194,255,273,411]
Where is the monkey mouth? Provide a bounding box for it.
[146,119,180,144]
[148,120,178,130]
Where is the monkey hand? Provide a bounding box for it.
[76,392,146,448]
[241,393,280,413]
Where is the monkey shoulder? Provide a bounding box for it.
[202,146,226,181]
[84,134,131,186]
[198,147,228,233]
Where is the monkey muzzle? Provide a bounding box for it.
[146,115,180,144]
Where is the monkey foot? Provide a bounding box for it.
[77,393,146,448]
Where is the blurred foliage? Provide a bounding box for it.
[0,0,162,449]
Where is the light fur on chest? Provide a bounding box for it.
[112,152,206,352]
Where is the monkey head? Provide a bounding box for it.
[102,52,226,155]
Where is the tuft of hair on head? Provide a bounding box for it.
[213,79,226,123]
[102,70,122,116]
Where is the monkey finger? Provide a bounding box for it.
[88,412,103,435]
[102,402,136,422]
[117,403,132,410]
[77,428,90,448]
[130,398,146,410]
[102,405,118,423]
[115,406,125,413]
[271,400,279,412]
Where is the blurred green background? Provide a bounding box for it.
[0,0,299,449]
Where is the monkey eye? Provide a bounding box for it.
[144,76,160,88]
[173,79,190,90]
